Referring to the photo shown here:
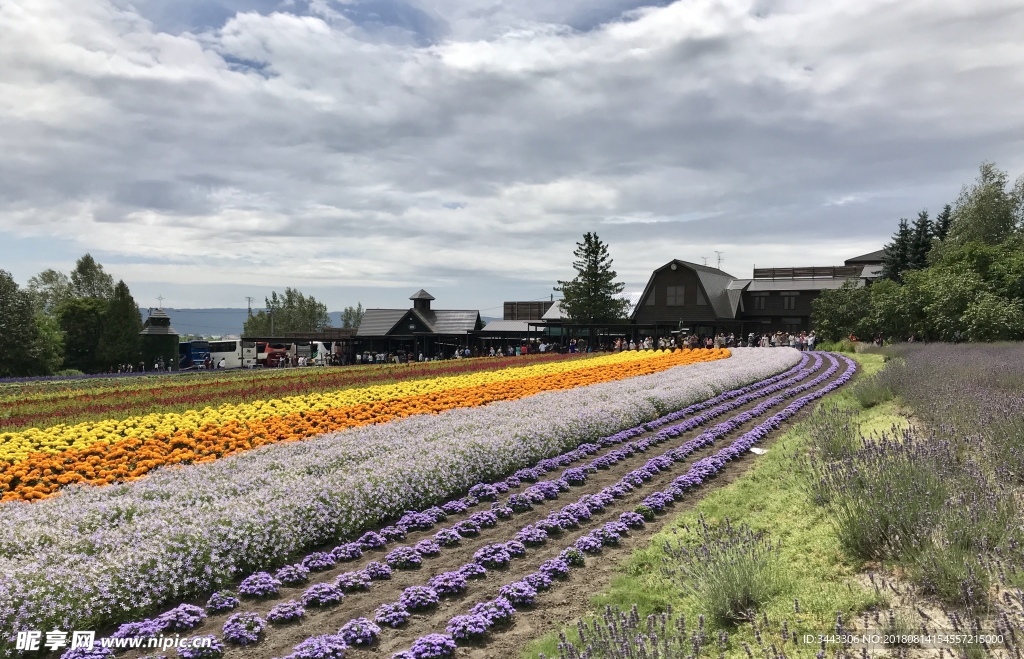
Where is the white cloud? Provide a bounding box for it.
[1,0,1024,310]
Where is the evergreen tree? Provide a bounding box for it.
[908,210,933,271]
[70,253,115,300]
[880,218,912,282]
[933,204,953,241]
[243,288,331,335]
[96,281,143,369]
[555,232,630,323]
[341,302,364,329]
[57,297,108,373]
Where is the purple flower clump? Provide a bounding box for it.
[408,633,457,658]
[399,512,435,531]
[468,483,498,501]
[302,582,345,607]
[574,534,604,554]
[446,613,491,642]
[433,528,461,546]
[498,581,538,606]
[302,551,337,572]
[469,597,516,625]
[427,571,468,596]
[515,525,548,546]
[458,562,488,579]
[618,512,646,529]
[358,531,388,549]
[363,561,393,580]
[473,544,512,569]
[469,510,498,528]
[385,546,422,569]
[441,500,468,515]
[60,646,116,659]
[504,540,527,557]
[533,517,561,534]
[538,558,571,579]
[591,526,621,547]
[331,542,363,562]
[222,612,266,645]
[492,481,510,494]
[335,571,371,592]
[423,506,448,522]
[414,539,441,557]
[374,602,411,628]
[110,619,162,640]
[452,519,481,536]
[275,563,311,585]
[507,493,533,513]
[284,634,349,659]
[561,468,587,485]
[399,586,440,611]
[267,600,306,624]
[559,547,586,566]
[156,604,207,632]
[504,475,522,488]
[176,636,224,659]
[513,467,540,482]
[238,572,281,598]
[490,503,514,519]
[380,526,407,542]
[338,617,382,647]
[522,571,553,592]
[206,590,241,613]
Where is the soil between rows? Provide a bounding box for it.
[122,355,846,659]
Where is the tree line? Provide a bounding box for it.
[1,255,365,377]
[812,162,1024,343]
[0,255,143,377]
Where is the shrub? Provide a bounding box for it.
[661,516,785,626]
[850,375,894,409]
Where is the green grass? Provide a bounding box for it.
[525,353,902,659]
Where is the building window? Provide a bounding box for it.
[781,292,799,310]
[752,293,767,310]
[667,286,685,306]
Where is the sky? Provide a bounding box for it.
[2,0,1023,315]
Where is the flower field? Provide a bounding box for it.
[0,346,859,659]
[0,349,727,502]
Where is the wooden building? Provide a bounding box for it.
[355,290,484,359]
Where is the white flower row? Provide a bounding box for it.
[0,348,801,646]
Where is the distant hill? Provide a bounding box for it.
[139,308,499,338]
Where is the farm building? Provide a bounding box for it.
[355,290,484,359]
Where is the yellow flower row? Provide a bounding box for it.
[0,350,686,463]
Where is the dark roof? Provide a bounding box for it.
[409,289,436,301]
[845,249,886,265]
[747,279,863,292]
[356,308,482,336]
[480,320,533,333]
[357,309,408,336]
[633,260,738,321]
[140,308,178,335]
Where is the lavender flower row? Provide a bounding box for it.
[81,353,820,654]
[266,355,837,659]
[0,350,804,644]
[390,354,857,658]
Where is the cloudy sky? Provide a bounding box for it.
[2,0,1023,313]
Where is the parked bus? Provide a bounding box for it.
[178,340,211,370]
[208,339,258,369]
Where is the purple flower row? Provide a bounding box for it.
[388,354,856,658]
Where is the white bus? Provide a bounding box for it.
[208,339,257,369]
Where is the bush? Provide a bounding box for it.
[850,376,894,409]
[55,368,85,376]
[817,339,857,353]
[660,516,785,626]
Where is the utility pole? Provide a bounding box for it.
[157,295,164,309]
[701,257,708,266]
[245,296,254,317]
[715,251,724,269]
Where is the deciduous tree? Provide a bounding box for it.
[244,288,331,335]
